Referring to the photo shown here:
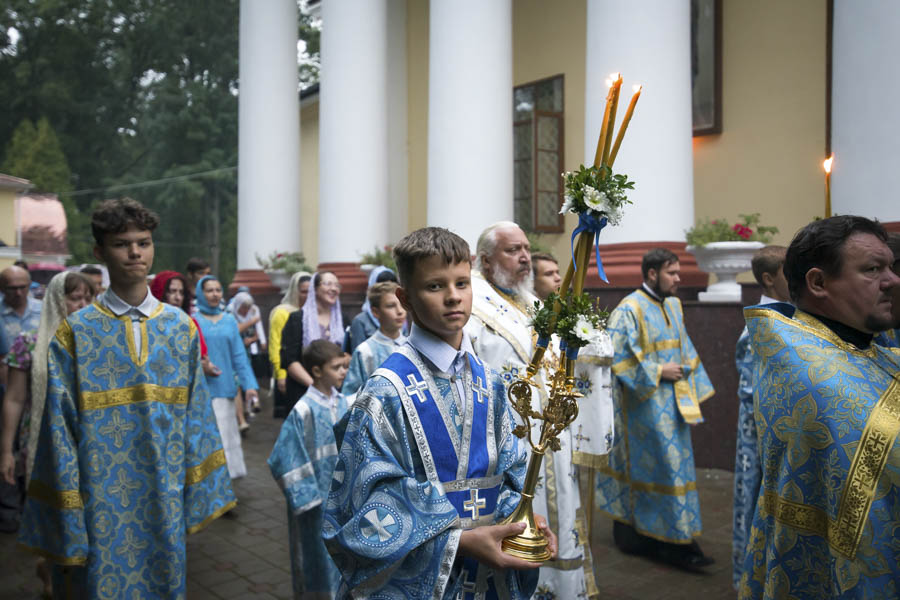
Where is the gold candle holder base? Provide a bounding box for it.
[500,493,552,562]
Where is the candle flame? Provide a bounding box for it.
[609,72,620,80]
[605,78,612,87]
[633,84,642,93]
[823,155,834,173]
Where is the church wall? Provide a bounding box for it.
[692,0,827,252]
[512,0,587,264]
[300,99,320,265]
[0,188,17,254]
[406,0,430,233]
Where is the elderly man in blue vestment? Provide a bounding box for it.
[324,227,556,599]
[18,198,236,599]
[739,216,900,599]
[596,247,716,571]
[732,245,791,588]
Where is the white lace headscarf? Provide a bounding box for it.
[27,271,87,481]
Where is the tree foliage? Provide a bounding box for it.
[0,0,320,284]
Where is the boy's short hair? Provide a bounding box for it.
[302,340,344,374]
[91,197,159,245]
[186,257,210,275]
[368,281,400,310]
[531,251,558,276]
[80,265,102,276]
[750,245,787,286]
[392,227,471,286]
[641,248,679,279]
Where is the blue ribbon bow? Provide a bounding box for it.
[570,212,609,283]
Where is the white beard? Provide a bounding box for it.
[491,267,535,300]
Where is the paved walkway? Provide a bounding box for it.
[2,392,738,599]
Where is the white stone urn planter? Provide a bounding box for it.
[264,269,290,292]
[686,241,765,303]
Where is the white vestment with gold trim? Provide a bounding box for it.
[466,271,613,600]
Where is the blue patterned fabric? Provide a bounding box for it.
[343,331,405,396]
[739,304,900,599]
[595,289,714,544]
[874,328,900,348]
[195,312,258,398]
[269,386,348,597]
[18,302,235,599]
[732,328,760,588]
[323,344,537,599]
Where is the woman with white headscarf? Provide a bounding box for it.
[268,272,311,418]
[1,270,94,595]
[231,290,267,417]
[279,271,343,407]
[343,266,398,354]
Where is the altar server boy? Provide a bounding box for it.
[268,339,348,599]
[323,227,556,600]
[342,281,408,396]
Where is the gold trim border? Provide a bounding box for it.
[80,383,188,412]
[54,321,75,357]
[185,449,227,486]
[27,480,83,510]
[18,543,87,566]
[597,465,697,496]
[572,450,609,470]
[187,500,237,535]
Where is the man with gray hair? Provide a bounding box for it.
[465,221,614,598]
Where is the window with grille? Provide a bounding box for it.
[513,75,564,233]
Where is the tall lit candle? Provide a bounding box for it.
[608,84,642,167]
[593,74,618,167]
[823,155,834,218]
[601,75,623,168]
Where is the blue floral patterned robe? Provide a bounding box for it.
[268,386,349,598]
[18,302,236,599]
[874,328,899,348]
[732,328,760,587]
[739,304,900,599]
[596,289,714,543]
[323,345,537,599]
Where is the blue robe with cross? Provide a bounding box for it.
[268,386,349,598]
[323,344,538,599]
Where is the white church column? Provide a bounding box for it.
[318,0,390,263]
[584,0,694,244]
[236,0,301,279]
[831,3,900,222]
[427,0,513,248]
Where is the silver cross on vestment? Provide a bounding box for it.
[404,375,430,403]
[472,374,490,404]
[463,488,487,519]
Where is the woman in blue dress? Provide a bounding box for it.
[194,275,259,479]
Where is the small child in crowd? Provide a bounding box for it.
[268,340,349,599]
[342,281,408,396]
[322,227,556,599]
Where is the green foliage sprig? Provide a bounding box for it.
[555,291,609,349]
[256,251,313,274]
[560,164,634,226]
[529,292,560,340]
[685,213,778,247]
[360,245,397,271]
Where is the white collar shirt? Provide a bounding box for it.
[99,287,159,361]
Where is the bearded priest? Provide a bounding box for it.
[465,221,614,599]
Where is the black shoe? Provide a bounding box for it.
[656,540,715,573]
[0,519,19,534]
[613,521,656,557]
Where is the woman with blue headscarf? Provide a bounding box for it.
[343,266,398,353]
[194,275,259,479]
